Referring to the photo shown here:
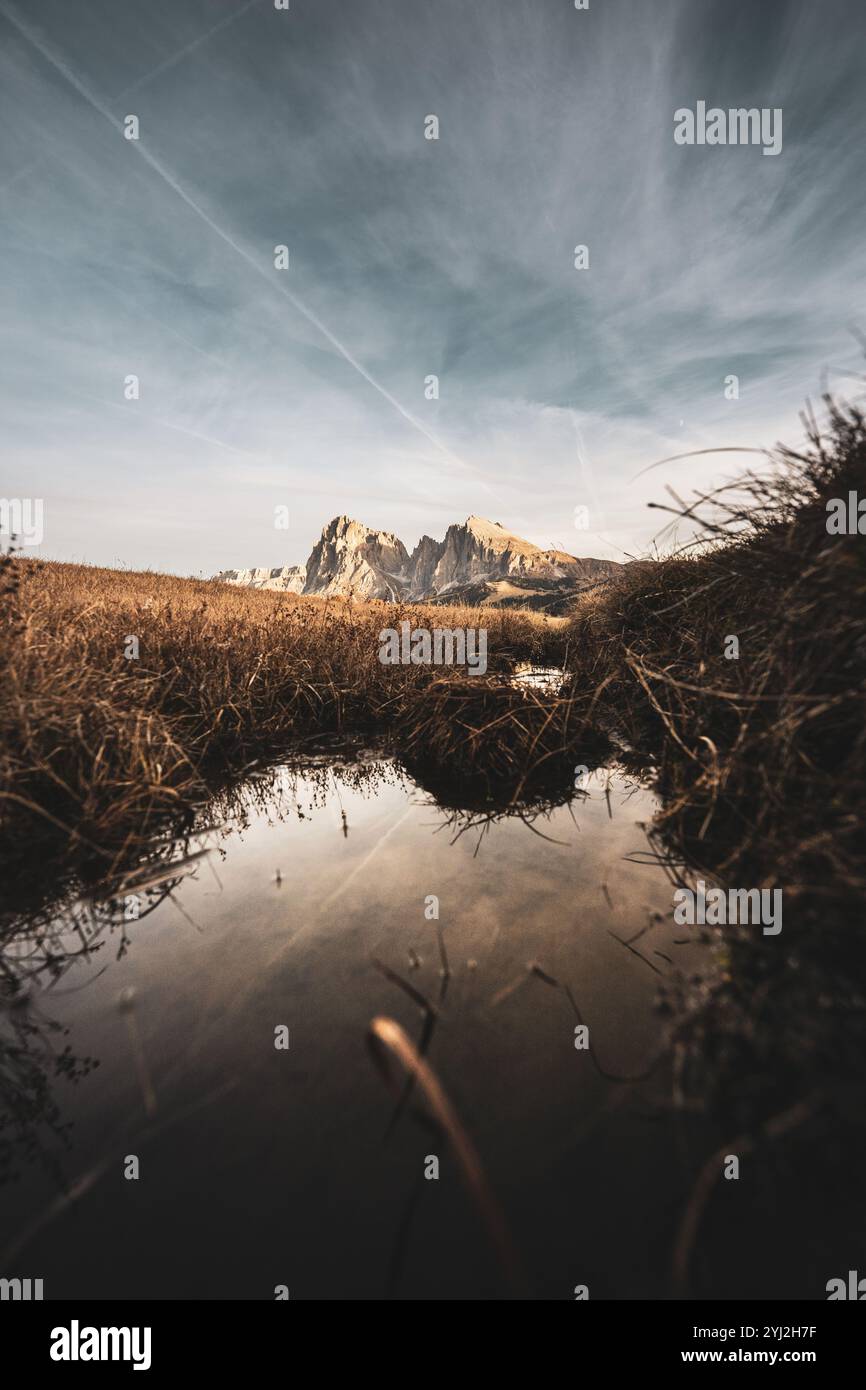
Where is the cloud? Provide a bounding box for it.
[1,0,864,573]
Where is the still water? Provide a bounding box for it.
[0,757,710,1300]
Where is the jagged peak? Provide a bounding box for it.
[462,515,525,541]
[321,514,359,536]
[319,515,404,546]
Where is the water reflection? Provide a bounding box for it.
[1,749,711,1297]
[2,724,861,1300]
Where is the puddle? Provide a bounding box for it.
[508,663,566,691]
[0,757,710,1299]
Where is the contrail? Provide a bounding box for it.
[0,2,496,490]
[119,0,264,98]
[81,393,266,458]
[317,806,414,915]
[0,0,262,191]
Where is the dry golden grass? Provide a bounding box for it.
[566,404,866,918]
[564,389,866,1136]
[0,557,568,885]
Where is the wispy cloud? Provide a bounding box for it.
[1,0,863,573]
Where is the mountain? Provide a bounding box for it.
[214,564,306,594]
[215,514,620,611]
[421,515,613,591]
[302,515,411,600]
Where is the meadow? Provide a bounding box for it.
[0,555,574,894]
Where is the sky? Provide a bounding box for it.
[1,0,864,574]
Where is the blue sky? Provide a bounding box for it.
[1,0,864,573]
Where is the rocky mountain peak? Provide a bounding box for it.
[302,515,411,600]
[215,513,621,609]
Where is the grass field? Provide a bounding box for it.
[0,556,579,889]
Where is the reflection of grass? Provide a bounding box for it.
[0,752,403,930]
[0,756,402,1186]
[0,992,99,1189]
[395,676,612,811]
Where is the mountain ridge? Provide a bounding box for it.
[215,514,621,610]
